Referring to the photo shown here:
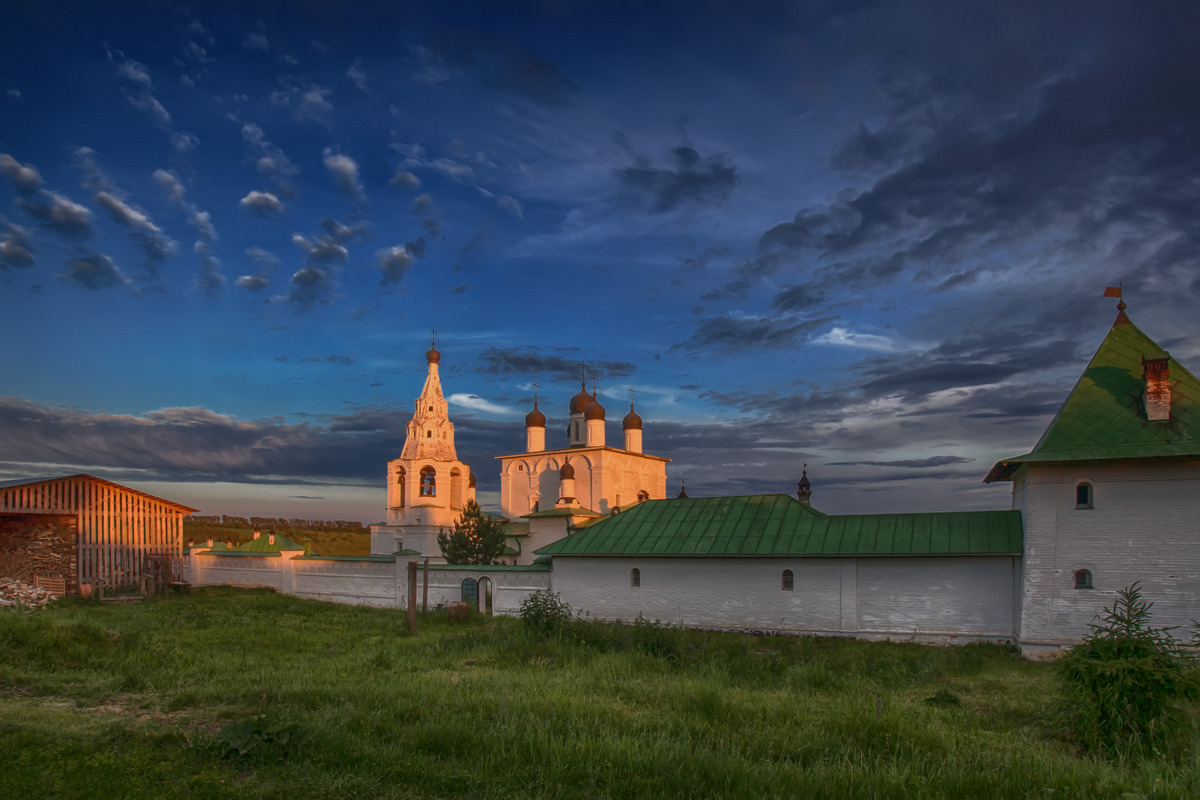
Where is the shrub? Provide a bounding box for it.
[446,602,472,624]
[519,589,573,639]
[1057,582,1200,761]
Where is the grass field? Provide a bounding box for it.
[2,587,1198,799]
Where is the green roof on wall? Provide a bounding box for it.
[534,494,1022,557]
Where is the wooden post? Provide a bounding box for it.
[422,557,430,612]
[407,561,418,634]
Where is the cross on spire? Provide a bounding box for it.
[429,328,437,348]
[532,382,540,404]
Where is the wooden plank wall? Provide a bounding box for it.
[0,477,185,589]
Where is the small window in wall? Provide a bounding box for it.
[630,568,640,588]
[1075,482,1093,509]
[782,569,794,591]
[1074,569,1093,589]
[426,430,432,438]
[461,578,479,605]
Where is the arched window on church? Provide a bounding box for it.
[1074,569,1093,589]
[781,569,794,591]
[396,467,406,508]
[450,468,464,509]
[630,568,641,588]
[420,466,436,497]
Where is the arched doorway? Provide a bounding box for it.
[478,576,493,615]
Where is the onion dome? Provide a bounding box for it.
[559,461,575,480]
[468,470,477,488]
[525,400,546,428]
[622,403,642,430]
[569,381,593,414]
[584,395,606,420]
[426,346,441,364]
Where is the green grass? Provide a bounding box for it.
[2,587,1198,799]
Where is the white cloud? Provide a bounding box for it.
[448,394,513,415]
[323,149,363,200]
[6,89,21,100]
[127,92,171,127]
[239,190,285,216]
[346,59,368,92]
[498,195,523,219]
[390,170,420,189]
[812,327,897,352]
[296,86,333,123]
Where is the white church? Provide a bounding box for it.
[192,297,1200,653]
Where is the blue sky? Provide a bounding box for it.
[2,1,1198,522]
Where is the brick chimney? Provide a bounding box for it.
[1142,355,1171,421]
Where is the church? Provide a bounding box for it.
[186,296,1200,653]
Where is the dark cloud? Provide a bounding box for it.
[0,220,34,268]
[193,241,224,298]
[236,247,278,292]
[477,347,636,382]
[860,362,1019,399]
[718,4,1200,307]
[0,153,42,194]
[18,192,94,238]
[431,29,576,105]
[616,144,738,213]
[94,191,177,276]
[59,254,128,290]
[241,123,298,199]
[376,239,425,285]
[828,456,974,469]
[670,314,835,356]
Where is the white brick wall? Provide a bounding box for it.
[1015,459,1200,647]
[552,555,1017,639]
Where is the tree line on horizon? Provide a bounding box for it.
[186,515,368,532]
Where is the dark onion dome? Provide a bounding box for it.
[426,347,441,364]
[559,461,575,480]
[525,401,546,428]
[468,470,477,488]
[622,403,643,430]
[569,381,593,414]
[584,395,606,420]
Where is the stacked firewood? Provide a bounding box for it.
[0,516,77,592]
[0,577,58,609]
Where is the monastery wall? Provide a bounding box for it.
[1015,459,1200,650]
[551,555,1018,641]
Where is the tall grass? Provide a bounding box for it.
[2,587,1199,799]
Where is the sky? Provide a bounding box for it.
[2,1,1198,523]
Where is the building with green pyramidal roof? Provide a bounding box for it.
[985,296,1200,652]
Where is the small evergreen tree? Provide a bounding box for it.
[1057,582,1199,761]
[437,499,508,565]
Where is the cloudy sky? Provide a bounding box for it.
[2,1,1198,522]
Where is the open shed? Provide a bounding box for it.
[0,474,197,594]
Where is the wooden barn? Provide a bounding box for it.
[0,474,196,594]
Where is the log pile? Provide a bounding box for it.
[0,577,57,609]
[0,515,77,595]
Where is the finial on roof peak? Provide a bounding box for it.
[1104,285,1131,325]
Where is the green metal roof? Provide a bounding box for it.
[500,521,531,537]
[293,554,396,562]
[986,311,1200,482]
[535,495,1022,557]
[523,506,601,519]
[427,561,553,572]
